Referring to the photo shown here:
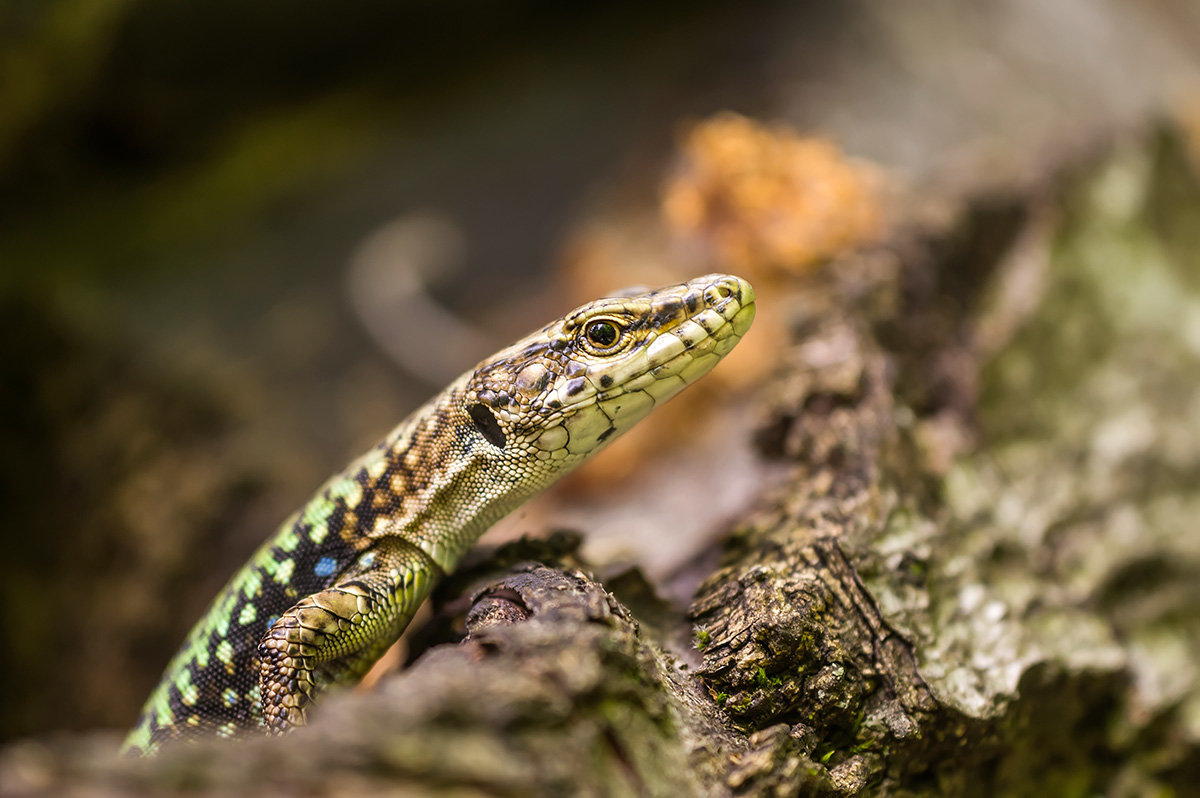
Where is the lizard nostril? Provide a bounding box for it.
[705,284,733,304]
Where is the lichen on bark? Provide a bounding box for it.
[4,127,1200,798]
[691,126,1200,795]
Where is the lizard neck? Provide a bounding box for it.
[358,380,537,572]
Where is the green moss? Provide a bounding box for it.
[754,667,782,688]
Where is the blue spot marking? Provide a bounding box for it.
[314,556,338,577]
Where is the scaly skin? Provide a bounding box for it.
[123,273,756,756]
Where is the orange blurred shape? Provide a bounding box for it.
[553,113,887,493]
[663,111,883,274]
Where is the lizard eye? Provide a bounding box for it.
[584,320,620,349]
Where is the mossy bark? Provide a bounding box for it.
[4,128,1200,797]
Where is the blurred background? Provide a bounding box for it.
[2,0,1199,743]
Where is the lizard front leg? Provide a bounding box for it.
[256,537,442,732]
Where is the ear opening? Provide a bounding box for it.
[468,403,507,449]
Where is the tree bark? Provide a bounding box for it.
[5,126,1200,797]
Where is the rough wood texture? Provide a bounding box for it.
[4,125,1199,797]
[689,128,1200,795]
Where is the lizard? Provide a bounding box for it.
[122,273,756,756]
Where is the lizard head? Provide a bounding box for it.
[461,273,755,475]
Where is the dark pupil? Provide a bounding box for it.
[586,321,618,347]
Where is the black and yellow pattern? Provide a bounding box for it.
[123,274,756,755]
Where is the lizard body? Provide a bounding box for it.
[123,273,755,755]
